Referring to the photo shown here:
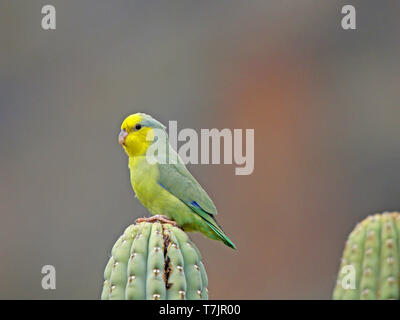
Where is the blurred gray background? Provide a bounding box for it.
[1,1,400,299]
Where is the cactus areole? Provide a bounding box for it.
[333,212,400,300]
[101,221,208,300]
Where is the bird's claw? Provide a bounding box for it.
[135,215,178,226]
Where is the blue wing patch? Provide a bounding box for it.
[191,201,200,208]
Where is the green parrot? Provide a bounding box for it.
[118,113,236,249]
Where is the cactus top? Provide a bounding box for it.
[333,212,400,300]
[101,221,208,300]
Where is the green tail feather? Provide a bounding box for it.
[186,202,236,250]
[206,221,237,249]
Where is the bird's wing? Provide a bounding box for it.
[157,161,218,215]
[157,155,237,249]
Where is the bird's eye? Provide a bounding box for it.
[135,124,142,130]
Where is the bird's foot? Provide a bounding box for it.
[135,215,178,226]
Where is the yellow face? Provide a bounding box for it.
[119,113,155,157]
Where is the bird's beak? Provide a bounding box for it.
[118,129,128,146]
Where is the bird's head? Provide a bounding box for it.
[119,113,167,157]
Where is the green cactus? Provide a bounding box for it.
[333,212,400,300]
[101,221,208,300]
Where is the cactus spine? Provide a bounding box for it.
[333,212,400,300]
[101,221,208,300]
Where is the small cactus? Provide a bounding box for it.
[333,212,400,300]
[101,221,208,300]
